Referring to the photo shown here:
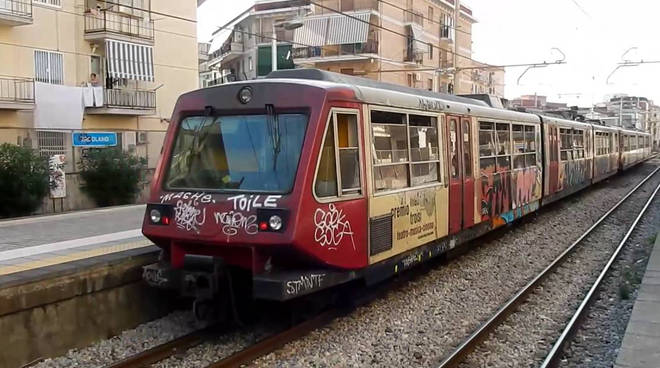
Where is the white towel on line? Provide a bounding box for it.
[82,86,94,107]
[92,86,104,107]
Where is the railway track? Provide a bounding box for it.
[436,165,660,368]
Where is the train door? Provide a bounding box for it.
[548,125,560,193]
[447,115,474,234]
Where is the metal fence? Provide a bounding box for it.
[0,77,34,103]
[105,89,156,109]
[84,10,154,41]
[0,0,32,18]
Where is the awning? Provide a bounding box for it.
[106,39,154,82]
[294,17,328,47]
[294,11,371,47]
[408,24,429,54]
[327,12,371,45]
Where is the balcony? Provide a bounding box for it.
[86,89,156,116]
[84,10,154,44]
[208,41,244,68]
[0,77,34,110]
[293,41,378,62]
[0,0,32,26]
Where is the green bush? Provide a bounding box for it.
[0,143,50,218]
[80,148,147,207]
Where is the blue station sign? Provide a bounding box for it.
[72,132,118,147]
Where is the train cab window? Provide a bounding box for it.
[512,125,525,153]
[479,121,496,174]
[409,114,440,186]
[337,113,361,193]
[165,114,307,193]
[316,122,338,197]
[315,111,362,199]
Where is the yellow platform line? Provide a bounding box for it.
[0,239,153,276]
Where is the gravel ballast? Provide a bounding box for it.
[459,167,660,367]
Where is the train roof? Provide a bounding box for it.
[266,69,541,124]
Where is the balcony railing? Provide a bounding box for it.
[84,10,154,41]
[293,41,378,59]
[104,89,155,109]
[0,0,31,17]
[0,77,34,105]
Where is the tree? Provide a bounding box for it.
[80,148,147,207]
[0,144,49,218]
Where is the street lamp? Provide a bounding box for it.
[272,18,304,72]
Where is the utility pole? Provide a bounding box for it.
[452,0,460,94]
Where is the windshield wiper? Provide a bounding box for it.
[266,104,281,170]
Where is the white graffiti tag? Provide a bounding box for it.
[314,204,356,250]
[214,211,258,236]
[174,200,206,232]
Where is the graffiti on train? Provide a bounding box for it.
[480,168,511,221]
[314,204,356,251]
[512,167,541,209]
[559,161,589,189]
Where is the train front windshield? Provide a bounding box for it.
[165,114,307,193]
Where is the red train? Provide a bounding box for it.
[142,69,652,314]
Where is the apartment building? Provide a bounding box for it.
[0,0,198,213]
[293,0,501,95]
[207,0,308,85]
[209,0,504,96]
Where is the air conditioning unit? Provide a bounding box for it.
[137,131,148,144]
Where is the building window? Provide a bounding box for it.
[428,6,433,21]
[35,50,64,85]
[340,68,355,75]
[37,131,66,158]
[34,0,61,7]
[427,78,433,91]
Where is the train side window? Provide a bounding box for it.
[372,110,409,191]
[495,123,511,172]
[315,111,362,199]
[479,121,496,175]
[512,125,525,153]
[409,114,440,186]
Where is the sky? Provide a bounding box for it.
[197,0,660,107]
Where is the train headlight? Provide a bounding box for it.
[269,215,283,231]
[238,87,253,104]
[150,209,162,224]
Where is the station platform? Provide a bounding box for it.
[615,232,660,368]
[0,204,156,283]
[0,205,169,368]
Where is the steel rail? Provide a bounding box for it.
[541,181,660,368]
[104,327,213,368]
[436,165,660,368]
[206,309,341,368]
